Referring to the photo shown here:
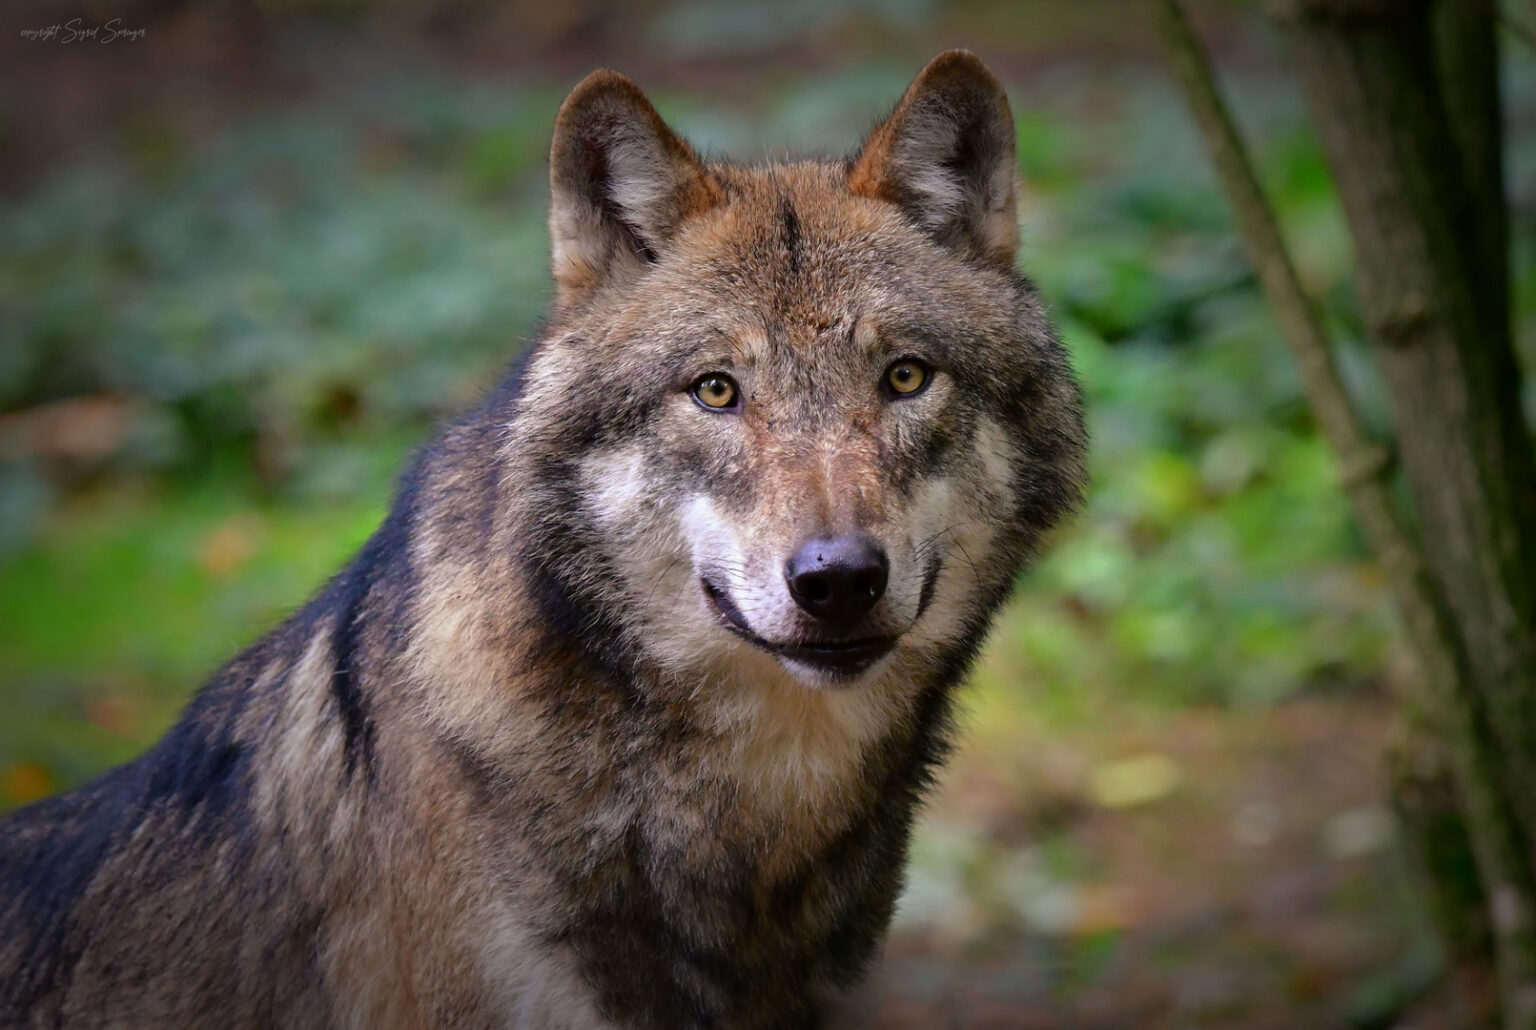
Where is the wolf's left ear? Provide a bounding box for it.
[549,70,721,306]
[850,50,1019,268]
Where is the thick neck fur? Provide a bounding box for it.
[349,403,964,1027]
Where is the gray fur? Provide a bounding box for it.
[0,51,1085,1030]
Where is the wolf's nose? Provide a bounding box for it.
[785,536,889,625]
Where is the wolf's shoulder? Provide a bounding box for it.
[0,675,265,912]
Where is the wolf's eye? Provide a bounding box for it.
[885,359,930,397]
[691,374,739,411]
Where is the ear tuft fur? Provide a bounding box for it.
[849,50,1019,268]
[549,71,720,307]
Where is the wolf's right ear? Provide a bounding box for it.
[548,71,721,307]
[850,50,1019,269]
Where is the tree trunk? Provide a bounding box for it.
[1273,1,1536,1024]
[1390,715,1498,1024]
[1157,0,1536,1024]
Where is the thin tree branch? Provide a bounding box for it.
[1152,0,1422,638]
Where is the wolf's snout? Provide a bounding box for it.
[784,536,889,626]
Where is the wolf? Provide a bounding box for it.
[0,50,1085,1029]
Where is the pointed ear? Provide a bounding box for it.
[849,50,1019,269]
[548,71,721,306]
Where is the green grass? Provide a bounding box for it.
[0,468,393,800]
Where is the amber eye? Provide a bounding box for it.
[691,374,739,411]
[885,359,930,397]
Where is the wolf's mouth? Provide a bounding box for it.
[701,579,896,679]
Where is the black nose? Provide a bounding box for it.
[785,535,889,625]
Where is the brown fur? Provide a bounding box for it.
[0,52,1085,1029]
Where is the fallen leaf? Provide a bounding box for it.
[196,513,265,577]
[1088,753,1181,809]
[2,761,55,806]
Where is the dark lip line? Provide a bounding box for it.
[700,579,897,669]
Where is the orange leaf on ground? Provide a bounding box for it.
[86,693,143,737]
[195,513,265,577]
[2,761,55,806]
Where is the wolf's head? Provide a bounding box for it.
[506,51,1085,701]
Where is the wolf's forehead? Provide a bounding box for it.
[655,163,931,338]
[699,164,913,277]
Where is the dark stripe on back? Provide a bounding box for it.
[325,504,413,786]
[329,577,375,784]
[779,195,801,274]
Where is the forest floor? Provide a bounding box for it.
[878,684,1484,1029]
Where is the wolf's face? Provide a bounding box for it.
[511,53,1084,699]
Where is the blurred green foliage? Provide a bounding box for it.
[0,43,1532,807]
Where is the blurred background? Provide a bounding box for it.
[2,1,1533,1026]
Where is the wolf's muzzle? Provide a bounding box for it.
[701,576,896,680]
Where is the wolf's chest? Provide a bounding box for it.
[524,717,918,1028]
[531,807,900,1029]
